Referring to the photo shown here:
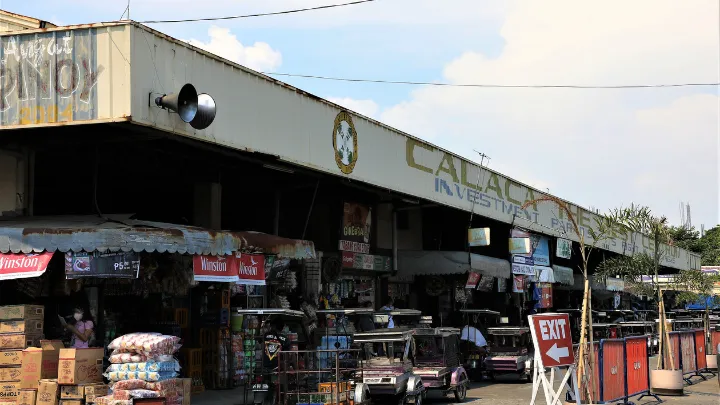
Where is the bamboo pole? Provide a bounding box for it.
[587,286,597,402]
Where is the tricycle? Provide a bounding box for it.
[484,326,533,382]
[413,327,469,402]
[353,328,426,405]
[459,308,499,382]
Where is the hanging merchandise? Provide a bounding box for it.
[497,277,507,293]
[512,275,525,293]
[425,276,446,296]
[476,275,493,292]
[533,283,553,309]
[465,272,481,289]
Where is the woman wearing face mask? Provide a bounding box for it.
[60,308,95,348]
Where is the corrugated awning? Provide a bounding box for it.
[552,265,575,286]
[397,250,511,279]
[0,215,316,259]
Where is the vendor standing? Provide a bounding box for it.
[58,308,95,348]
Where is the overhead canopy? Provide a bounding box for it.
[0,215,316,259]
[552,265,575,286]
[397,250,511,279]
[685,295,719,311]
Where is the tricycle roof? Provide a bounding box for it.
[353,327,415,343]
[487,327,530,335]
[618,321,655,327]
[459,309,500,316]
[232,308,304,317]
[316,308,374,315]
[413,327,461,337]
[374,309,422,316]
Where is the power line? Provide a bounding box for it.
[263,72,720,89]
[136,0,375,24]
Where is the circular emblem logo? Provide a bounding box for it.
[332,111,358,174]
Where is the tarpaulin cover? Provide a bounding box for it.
[397,250,511,279]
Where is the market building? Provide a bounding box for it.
[0,12,703,402]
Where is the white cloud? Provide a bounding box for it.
[187,26,282,72]
[376,0,720,227]
[327,97,379,119]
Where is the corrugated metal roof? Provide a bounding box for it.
[0,215,316,259]
[397,250,511,279]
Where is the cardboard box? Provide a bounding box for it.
[0,335,43,351]
[36,380,58,405]
[180,378,191,405]
[0,368,21,382]
[0,307,43,322]
[58,401,81,405]
[57,349,103,385]
[18,390,35,405]
[20,342,63,389]
[58,386,82,400]
[0,351,22,367]
[0,382,20,402]
[82,385,107,400]
[0,322,43,336]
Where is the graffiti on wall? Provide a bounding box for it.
[0,28,104,126]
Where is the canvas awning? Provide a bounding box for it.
[397,250,511,279]
[0,215,316,259]
[552,265,575,286]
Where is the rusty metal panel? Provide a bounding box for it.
[0,25,131,128]
[0,215,316,260]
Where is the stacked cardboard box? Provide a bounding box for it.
[36,380,58,405]
[0,305,45,403]
[55,349,104,405]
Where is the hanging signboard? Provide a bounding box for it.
[338,240,370,254]
[476,275,494,292]
[0,252,54,280]
[538,283,553,308]
[467,228,490,247]
[341,202,372,244]
[556,238,572,259]
[65,252,139,279]
[238,254,266,285]
[509,237,531,254]
[511,229,550,266]
[192,255,240,283]
[513,275,526,293]
[341,251,391,272]
[465,272,481,289]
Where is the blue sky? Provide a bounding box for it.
[2,0,718,228]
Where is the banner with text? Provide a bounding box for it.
[511,229,550,266]
[238,254,266,285]
[65,252,139,279]
[0,252,54,280]
[193,255,240,282]
[341,202,372,246]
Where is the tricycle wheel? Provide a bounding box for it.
[415,393,423,405]
[454,384,467,402]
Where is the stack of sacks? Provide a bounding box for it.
[103,333,183,405]
[95,379,185,405]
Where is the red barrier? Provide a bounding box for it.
[599,339,625,402]
[625,336,650,397]
[679,331,697,374]
[694,329,707,370]
[711,330,720,354]
[664,332,681,370]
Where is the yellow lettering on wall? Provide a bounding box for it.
[435,153,459,183]
[460,161,480,190]
[524,189,538,211]
[16,103,73,125]
[504,180,522,205]
[405,139,434,173]
[485,173,503,200]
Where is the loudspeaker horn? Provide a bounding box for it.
[190,93,217,130]
[154,83,199,123]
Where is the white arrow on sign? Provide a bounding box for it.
[546,343,570,363]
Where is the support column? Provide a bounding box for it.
[193,182,222,230]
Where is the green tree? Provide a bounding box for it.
[697,225,720,265]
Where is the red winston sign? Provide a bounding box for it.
[192,253,266,285]
[0,252,54,280]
